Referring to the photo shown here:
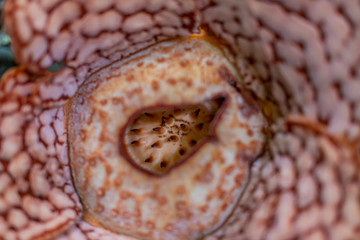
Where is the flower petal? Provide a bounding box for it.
[201,0,360,139]
[54,221,136,240]
[0,68,82,240]
[3,0,199,71]
[206,120,360,239]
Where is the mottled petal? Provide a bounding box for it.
[55,221,136,240]
[206,119,360,240]
[32,67,89,108]
[201,0,360,140]
[0,68,82,240]
[3,0,199,71]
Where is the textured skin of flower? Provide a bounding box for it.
[67,38,265,240]
[0,0,360,240]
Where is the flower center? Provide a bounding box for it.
[121,97,225,175]
[66,38,266,240]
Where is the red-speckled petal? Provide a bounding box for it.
[206,119,360,240]
[0,68,82,240]
[198,1,360,239]
[54,221,137,240]
[200,0,360,140]
[31,67,90,108]
[3,0,200,72]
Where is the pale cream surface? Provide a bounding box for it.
[67,39,265,240]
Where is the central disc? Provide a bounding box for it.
[67,38,265,240]
[122,98,225,175]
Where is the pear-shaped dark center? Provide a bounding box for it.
[121,97,226,175]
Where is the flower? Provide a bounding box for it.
[1,0,360,240]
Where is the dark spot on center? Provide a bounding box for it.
[160,161,167,168]
[121,96,227,176]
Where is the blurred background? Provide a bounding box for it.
[0,0,17,77]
